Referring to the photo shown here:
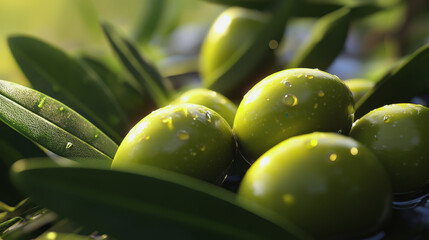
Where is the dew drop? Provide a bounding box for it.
[177,130,190,140]
[282,94,298,107]
[268,40,279,49]
[383,115,391,123]
[191,114,198,120]
[318,90,325,97]
[58,106,64,112]
[313,103,318,109]
[66,142,73,149]
[350,147,358,155]
[161,116,173,130]
[338,129,343,134]
[329,153,337,161]
[190,149,197,156]
[205,111,212,122]
[38,96,46,109]
[145,136,151,140]
[296,74,303,78]
[308,75,314,79]
[281,80,292,87]
[307,139,318,148]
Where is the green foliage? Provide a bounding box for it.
[287,7,351,70]
[355,43,429,118]
[7,36,128,142]
[101,22,174,107]
[0,80,117,163]
[11,158,308,239]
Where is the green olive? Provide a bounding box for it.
[343,79,375,104]
[233,68,355,161]
[112,104,237,184]
[238,132,392,239]
[349,103,429,199]
[171,88,237,127]
[200,7,267,87]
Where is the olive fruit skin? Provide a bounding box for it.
[171,88,237,127]
[233,68,354,161]
[349,103,429,198]
[112,104,236,183]
[238,132,392,239]
[343,79,375,104]
[200,7,267,87]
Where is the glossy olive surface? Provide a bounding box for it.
[343,79,375,104]
[171,88,237,127]
[200,7,267,87]
[233,68,354,161]
[349,103,429,198]
[112,104,236,183]
[238,132,392,239]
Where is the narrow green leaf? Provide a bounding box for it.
[287,7,351,70]
[133,0,166,44]
[79,56,148,127]
[355,43,429,118]
[204,0,298,95]
[0,217,22,233]
[2,211,58,240]
[0,202,15,213]
[11,158,308,240]
[101,22,173,107]
[8,36,127,142]
[0,80,117,163]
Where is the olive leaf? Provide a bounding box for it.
[132,0,166,44]
[203,0,298,95]
[7,36,128,142]
[355,43,429,118]
[1,211,58,240]
[287,7,351,70]
[101,22,174,107]
[0,217,22,233]
[10,158,309,240]
[0,80,117,164]
[79,56,148,126]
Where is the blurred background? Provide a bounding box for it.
[1,0,428,86]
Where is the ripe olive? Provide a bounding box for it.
[200,7,267,88]
[238,132,392,239]
[233,68,354,161]
[171,88,237,127]
[349,103,429,199]
[112,104,237,184]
